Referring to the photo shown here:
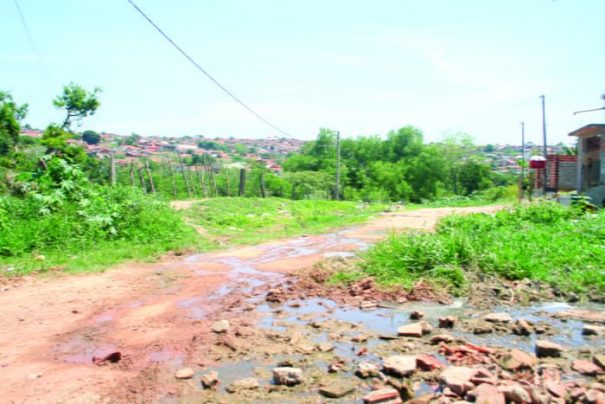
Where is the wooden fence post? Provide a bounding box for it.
[144,159,156,194]
[238,169,246,197]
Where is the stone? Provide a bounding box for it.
[469,383,505,404]
[211,319,230,334]
[418,320,433,335]
[439,366,476,396]
[225,377,259,393]
[295,343,315,354]
[363,387,401,403]
[545,382,567,398]
[352,334,370,343]
[175,368,195,379]
[410,310,425,320]
[594,354,605,369]
[317,342,334,352]
[273,367,303,386]
[501,348,538,370]
[585,389,605,403]
[200,371,219,389]
[583,324,605,336]
[319,380,357,398]
[591,382,605,392]
[512,319,533,336]
[416,354,445,371]
[397,323,423,338]
[439,316,457,328]
[499,384,531,403]
[573,359,603,376]
[535,340,564,357]
[356,362,380,378]
[360,301,378,310]
[430,334,454,344]
[473,322,494,334]
[383,355,417,377]
[484,312,513,323]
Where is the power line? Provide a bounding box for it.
[125,0,293,138]
[13,0,53,95]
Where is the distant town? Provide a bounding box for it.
[20,127,574,176]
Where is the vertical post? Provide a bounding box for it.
[208,164,218,196]
[129,161,136,187]
[137,166,147,193]
[144,159,156,194]
[198,166,208,198]
[239,169,246,196]
[259,172,267,198]
[225,169,231,196]
[167,159,177,199]
[177,150,193,198]
[110,152,116,186]
[520,122,525,200]
[335,130,341,200]
[540,95,548,193]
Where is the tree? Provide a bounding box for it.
[0,92,28,156]
[53,83,101,130]
[82,130,100,145]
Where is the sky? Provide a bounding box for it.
[1,0,604,144]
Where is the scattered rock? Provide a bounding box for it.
[484,312,513,323]
[439,366,476,396]
[418,320,433,335]
[356,362,380,378]
[472,322,494,334]
[585,389,605,403]
[410,310,425,320]
[500,348,538,370]
[499,384,531,403]
[319,380,357,398]
[438,316,457,328]
[200,371,219,389]
[363,387,401,403]
[175,368,195,380]
[352,334,370,343]
[535,340,564,358]
[360,301,378,310]
[416,354,445,371]
[594,354,605,369]
[92,351,121,365]
[225,377,259,393]
[211,320,230,334]
[583,324,605,336]
[27,373,42,380]
[511,319,533,336]
[272,367,303,386]
[265,288,286,303]
[573,359,603,376]
[430,334,454,344]
[468,383,505,404]
[317,342,334,353]
[397,323,423,338]
[545,381,567,398]
[383,355,417,377]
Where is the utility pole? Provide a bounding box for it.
[540,95,548,193]
[520,122,525,200]
[335,130,341,200]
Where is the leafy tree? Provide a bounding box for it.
[82,130,100,145]
[53,83,101,130]
[0,92,28,156]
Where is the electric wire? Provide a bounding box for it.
[125,0,293,138]
[13,0,53,95]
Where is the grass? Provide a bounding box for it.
[1,195,385,276]
[183,197,386,245]
[333,202,605,299]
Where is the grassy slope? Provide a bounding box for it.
[333,203,605,299]
[1,197,384,275]
[183,197,386,245]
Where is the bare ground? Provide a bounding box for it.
[0,206,502,403]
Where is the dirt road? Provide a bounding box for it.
[0,206,500,403]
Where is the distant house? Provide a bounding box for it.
[20,129,43,138]
[569,124,605,204]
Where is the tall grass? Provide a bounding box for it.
[352,203,605,298]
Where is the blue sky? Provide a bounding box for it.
[1,0,604,144]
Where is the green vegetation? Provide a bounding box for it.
[184,197,385,245]
[334,203,604,298]
[284,129,516,203]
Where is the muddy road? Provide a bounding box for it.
[1,205,604,403]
